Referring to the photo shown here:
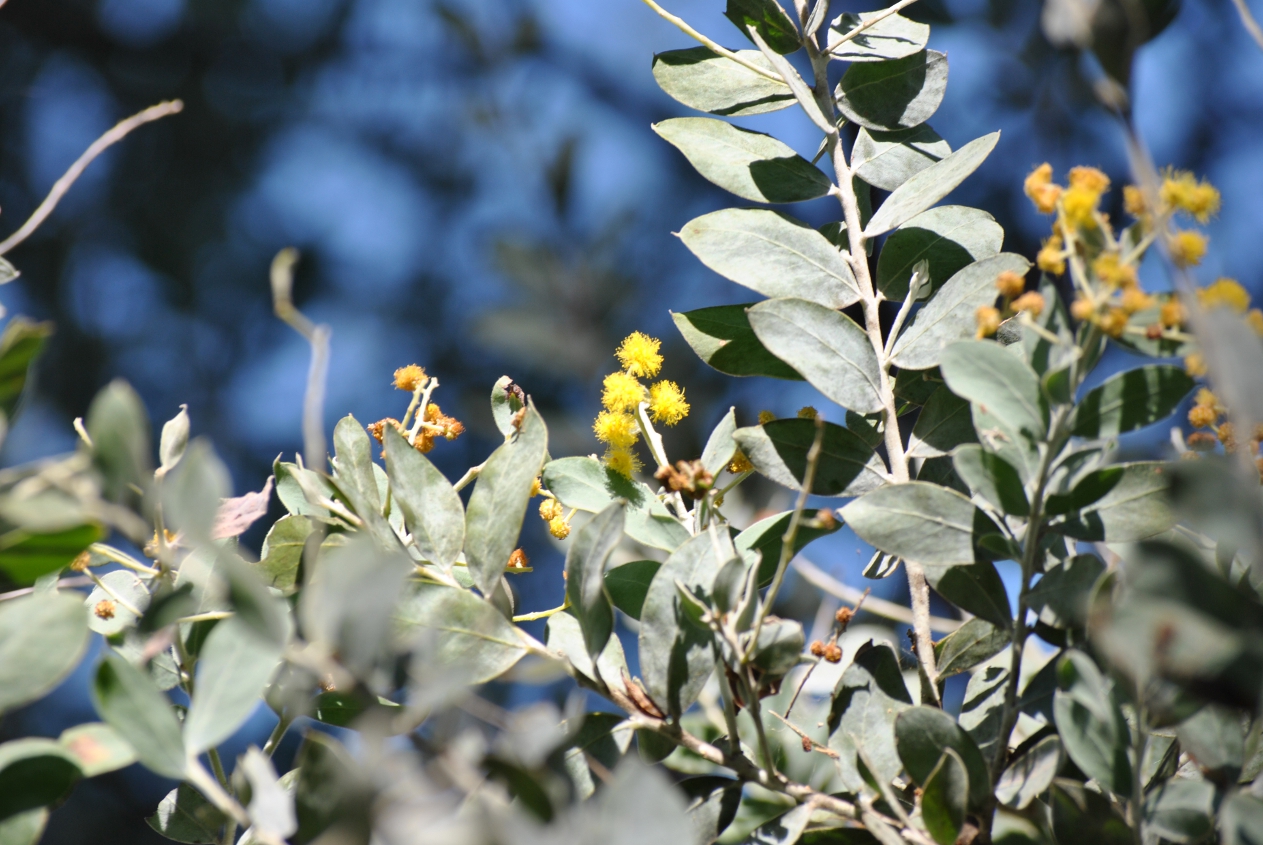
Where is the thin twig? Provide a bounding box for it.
[825,0,923,55]
[1232,0,1263,52]
[0,101,184,256]
[639,0,784,82]
[452,461,485,492]
[0,575,93,602]
[512,598,570,623]
[769,710,838,757]
[270,249,332,472]
[793,556,961,633]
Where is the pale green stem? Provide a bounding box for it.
[512,598,571,623]
[637,0,783,82]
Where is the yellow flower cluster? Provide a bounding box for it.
[974,270,1040,338]
[538,497,571,540]
[1198,277,1250,313]
[1159,169,1221,223]
[595,332,690,476]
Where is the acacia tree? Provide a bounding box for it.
[0,1,1259,844]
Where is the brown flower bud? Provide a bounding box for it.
[654,459,714,500]
[809,640,826,657]
[835,607,854,628]
[823,643,843,663]
[93,600,116,621]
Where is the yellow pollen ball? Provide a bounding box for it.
[1123,185,1147,217]
[1068,166,1110,194]
[975,306,1001,338]
[593,410,640,448]
[995,270,1025,299]
[1062,185,1101,228]
[529,477,542,497]
[1120,288,1154,314]
[1188,405,1218,429]
[604,447,642,478]
[1160,299,1186,328]
[539,499,563,521]
[601,371,645,413]
[1168,230,1208,268]
[1099,308,1129,338]
[1199,278,1250,313]
[1011,291,1045,317]
[393,364,427,392]
[615,332,664,378]
[648,380,689,426]
[1160,170,1221,223]
[758,410,776,425]
[1070,297,1096,322]
[1037,237,1066,276]
[1195,388,1218,407]
[728,451,753,474]
[1023,163,1062,214]
[548,516,571,540]
[1185,353,1208,377]
[797,406,818,420]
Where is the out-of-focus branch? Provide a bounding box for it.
[0,100,184,256]
[1232,0,1263,53]
[270,248,332,470]
[793,556,962,633]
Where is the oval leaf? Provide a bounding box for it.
[679,209,860,308]
[0,592,90,717]
[0,739,82,822]
[1050,462,1173,543]
[748,298,883,413]
[835,50,947,131]
[672,304,804,381]
[542,456,688,552]
[894,706,990,811]
[921,748,968,845]
[827,11,930,61]
[654,118,831,204]
[907,385,977,459]
[938,339,1047,439]
[91,653,186,780]
[853,124,951,192]
[465,403,548,596]
[565,502,625,660]
[1071,365,1194,439]
[651,47,792,116]
[734,419,887,498]
[395,584,531,685]
[876,205,1004,301]
[184,616,284,755]
[864,132,1000,238]
[383,425,465,568]
[891,254,1032,370]
[841,481,1001,567]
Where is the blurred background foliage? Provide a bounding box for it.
[0,0,1260,841]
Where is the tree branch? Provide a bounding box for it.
[1232,0,1263,53]
[0,100,184,256]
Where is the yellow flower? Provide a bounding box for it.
[548,516,571,540]
[615,331,664,378]
[797,406,818,420]
[1168,230,1208,267]
[539,498,563,521]
[529,477,542,497]
[1011,291,1045,317]
[1070,297,1096,322]
[758,410,776,425]
[1195,388,1218,407]
[1068,166,1110,194]
[1199,278,1250,313]
[1062,185,1101,228]
[1188,404,1218,428]
[1037,236,1066,276]
[995,270,1025,299]
[393,364,427,392]
[1120,288,1154,314]
[1099,308,1129,338]
[648,380,689,426]
[1160,170,1221,223]
[728,451,753,474]
[593,410,640,448]
[1123,185,1147,217]
[1159,298,1186,328]
[1184,352,1208,377]
[604,447,642,478]
[1092,253,1138,289]
[975,305,1001,338]
[601,371,645,413]
[1023,163,1062,214]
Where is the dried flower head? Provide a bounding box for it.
[507,548,530,571]
[1037,236,1066,276]
[94,600,116,620]
[728,451,753,475]
[758,410,776,425]
[654,459,713,500]
[615,332,663,379]
[393,365,427,392]
[809,640,826,657]
[1187,431,1218,452]
[1188,404,1218,429]
[822,643,843,663]
[1024,163,1062,214]
[1011,291,1045,317]
[70,551,92,572]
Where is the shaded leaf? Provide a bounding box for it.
[0,318,52,423]
[680,209,860,308]
[876,206,1004,301]
[827,11,930,62]
[921,748,968,845]
[743,803,813,845]
[835,50,947,131]
[1143,777,1214,844]
[895,706,991,810]
[1050,780,1132,845]
[184,617,284,755]
[854,125,951,194]
[0,522,105,586]
[748,298,883,413]
[734,507,841,585]
[1050,462,1173,542]
[907,386,976,458]
[701,408,739,477]
[148,784,227,844]
[734,419,887,498]
[952,444,1029,517]
[605,560,661,621]
[939,339,1046,439]
[256,514,311,595]
[0,739,81,822]
[725,0,801,54]
[827,641,913,792]
[0,809,48,845]
[673,305,804,381]
[934,617,1009,678]
[996,735,1061,809]
[1071,365,1194,438]
[1053,651,1133,795]
[87,379,152,505]
[654,118,831,204]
